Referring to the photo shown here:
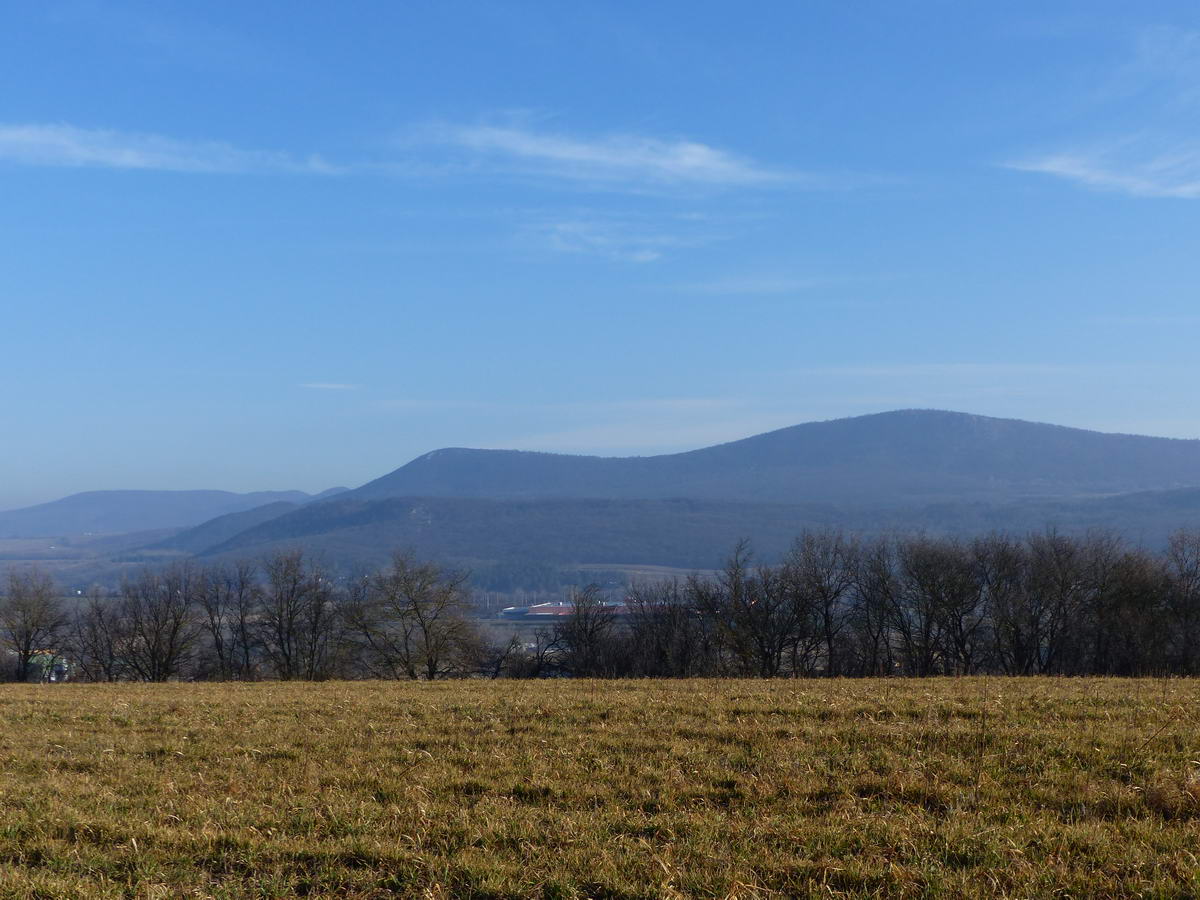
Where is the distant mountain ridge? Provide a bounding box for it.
[137,410,1200,573]
[0,489,344,538]
[19,411,1200,585]
[349,410,1200,505]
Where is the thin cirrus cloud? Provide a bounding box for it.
[0,123,339,174]
[1009,27,1200,200]
[413,122,807,189]
[531,218,721,263]
[2,120,819,194]
[1009,140,1200,199]
[1111,26,1200,108]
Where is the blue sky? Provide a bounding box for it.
[4,1,1200,508]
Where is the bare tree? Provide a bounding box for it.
[555,584,624,677]
[502,626,562,678]
[349,552,478,680]
[257,551,308,680]
[891,537,948,676]
[626,579,712,677]
[1067,532,1124,675]
[0,568,68,682]
[975,533,1034,674]
[1165,530,1200,674]
[257,551,344,681]
[228,560,263,679]
[848,538,899,676]
[67,586,124,682]
[115,564,202,682]
[197,561,262,680]
[1090,546,1170,676]
[472,632,524,679]
[1006,530,1092,674]
[784,530,858,676]
[693,542,808,677]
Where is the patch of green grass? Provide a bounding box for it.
[0,679,1198,897]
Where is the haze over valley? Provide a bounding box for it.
[6,410,1200,591]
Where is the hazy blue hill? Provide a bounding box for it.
[194,489,1200,574]
[310,487,351,502]
[147,501,302,554]
[31,411,1200,585]
[199,496,847,570]
[40,487,1200,591]
[167,410,1200,576]
[0,490,317,538]
[349,410,1200,506]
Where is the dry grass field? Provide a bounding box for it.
[1,679,1199,899]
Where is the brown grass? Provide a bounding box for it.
[1,678,1198,898]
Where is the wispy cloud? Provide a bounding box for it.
[1009,139,1200,198]
[1111,26,1200,108]
[528,217,721,263]
[0,119,853,197]
[411,121,809,189]
[1010,27,1200,199]
[0,123,339,174]
[300,383,359,391]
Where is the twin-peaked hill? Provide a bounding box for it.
[348,410,1200,505]
[141,410,1200,576]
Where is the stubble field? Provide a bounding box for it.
[1,678,1198,898]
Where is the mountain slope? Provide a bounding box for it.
[310,487,351,501]
[197,488,1200,574]
[0,490,317,538]
[147,501,302,555]
[174,410,1200,572]
[199,496,846,570]
[349,410,1200,506]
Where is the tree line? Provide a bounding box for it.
[0,552,488,683]
[2,528,1200,682]
[546,530,1200,678]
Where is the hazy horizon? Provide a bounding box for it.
[7,407,1200,512]
[5,2,1200,510]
